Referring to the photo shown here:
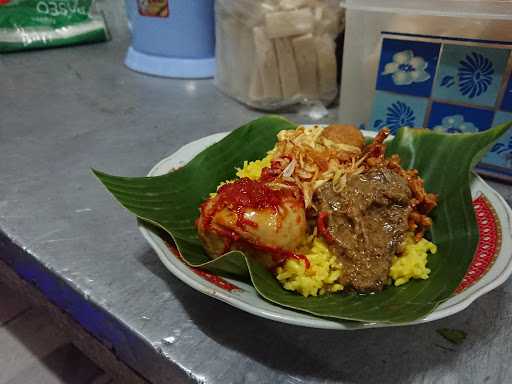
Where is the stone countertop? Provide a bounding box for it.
[1,2,512,383]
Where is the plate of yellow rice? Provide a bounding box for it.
[135,127,512,329]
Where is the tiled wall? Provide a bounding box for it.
[369,33,512,179]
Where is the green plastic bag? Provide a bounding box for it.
[0,0,109,53]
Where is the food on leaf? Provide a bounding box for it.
[93,116,511,323]
[196,124,439,295]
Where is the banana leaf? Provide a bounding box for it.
[93,116,511,323]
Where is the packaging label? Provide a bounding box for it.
[369,33,512,179]
[138,0,168,17]
[0,1,92,28]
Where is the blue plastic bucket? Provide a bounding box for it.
[124,0,136,31]
[124,0,215,78]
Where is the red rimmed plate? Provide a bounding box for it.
[139,130,512,329]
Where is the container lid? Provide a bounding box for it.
[340,0,512,20]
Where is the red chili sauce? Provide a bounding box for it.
[199,177,309,268]
[317,211,336,244]
[259,161,283,182]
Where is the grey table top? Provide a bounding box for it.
[2,2,512,384]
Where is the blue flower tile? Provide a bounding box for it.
[432,45,510,107]
[369,91,429,134]
[482,111,512,168]
[376,39,440,98]
[427,102,494,133]
[500,73,512,112]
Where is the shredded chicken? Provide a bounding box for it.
[269,125,365,208]
[362,127,438,240]
[265,125,437,241]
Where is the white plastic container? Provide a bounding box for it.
[214,0,344,112]
[338,0,512,181]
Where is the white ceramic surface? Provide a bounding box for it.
[139,130,512,330]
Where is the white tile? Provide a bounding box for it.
[5,344,105,384]
[0,307,68,383]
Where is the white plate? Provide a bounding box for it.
[139,130,512,329]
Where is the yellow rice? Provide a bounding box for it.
[236,154,272,180]
[390,233,437,286]
[276,238,344,297]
